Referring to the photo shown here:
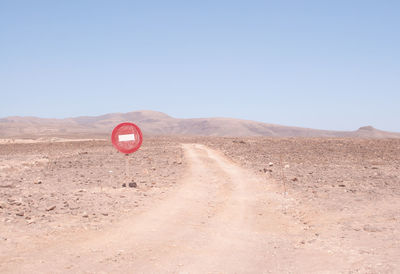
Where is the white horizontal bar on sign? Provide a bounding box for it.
[118,134,136,142]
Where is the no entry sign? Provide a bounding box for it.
[111,122,143,154]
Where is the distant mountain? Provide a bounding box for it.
[0,110,399,138]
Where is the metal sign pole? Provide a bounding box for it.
[125,154,130,182]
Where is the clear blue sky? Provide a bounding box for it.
[1,1,399,131]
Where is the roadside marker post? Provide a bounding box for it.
[111,122,143,185]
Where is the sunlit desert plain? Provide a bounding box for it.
[0,136,399,273]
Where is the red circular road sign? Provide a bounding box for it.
[111,122,143,154]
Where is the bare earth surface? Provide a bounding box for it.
[0,137,399,273]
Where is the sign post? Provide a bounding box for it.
[111,122,143,186]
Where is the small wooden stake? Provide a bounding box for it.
[279,153,287,196]
[279,153,287,214]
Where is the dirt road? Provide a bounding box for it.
[1,144,362,273]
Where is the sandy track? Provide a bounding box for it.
[1,144,347,273]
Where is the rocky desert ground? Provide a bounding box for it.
[0,136,399,273]
[201,137,400,273]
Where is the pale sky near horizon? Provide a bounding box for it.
[1,1,399,132]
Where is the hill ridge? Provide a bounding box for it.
[1,110,399,138]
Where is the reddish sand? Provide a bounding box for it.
[1,137,399,273]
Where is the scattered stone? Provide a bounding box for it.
[82,213,89,218]
[16,212,24,217]
[122,183,127,187]
[268,162,274,167]
[338,184,346,187]
[46,205,56,211]
[27,219,35,225]
[69,204,80,210]
[35,180,42,185]
[128,182,137,188]
[101,213,109,216]
[291,177,298,182]
[363,224,382,232]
